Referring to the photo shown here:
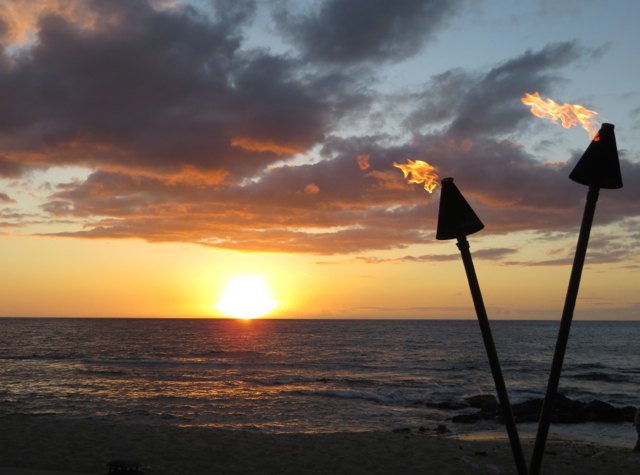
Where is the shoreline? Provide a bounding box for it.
[2,415,639,475]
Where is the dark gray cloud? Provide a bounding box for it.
[211,0,257,27]
[505,232,639,266]
[273,0,461,64]
[0,0,367,178]
[405,41,587,138]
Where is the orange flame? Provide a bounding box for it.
[393,159,439,193]
[521,92,600,140]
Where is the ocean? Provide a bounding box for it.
[1,318,639,443]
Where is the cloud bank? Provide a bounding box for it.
[0,0,638,258]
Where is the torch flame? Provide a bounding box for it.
[393,159,439,193]
[521,92,600,140]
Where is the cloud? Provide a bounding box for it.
[304,183,320,195]
[0,0,97,47]
[38,85,640,255]
[313,247,518,264]
[404,41,589,138]
[357,154,370,170]
[0,0,367,178]
[273,0,461,64]
[473,248,519,260]
[506,232,639,266]
[0,191,16,203]
[0,156,28,177]
[231,137,307,156]
[0,3,637,260]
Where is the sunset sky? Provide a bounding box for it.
[1,0,639,319]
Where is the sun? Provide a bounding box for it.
[217,276,278,319]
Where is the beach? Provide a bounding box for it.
[2,415,639,475]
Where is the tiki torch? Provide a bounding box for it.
[529,124,623,475]
[437,177,528,475]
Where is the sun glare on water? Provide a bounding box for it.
[217,276,278,319]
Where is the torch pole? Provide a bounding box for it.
[529,186,600,475]
[456,236,529,475]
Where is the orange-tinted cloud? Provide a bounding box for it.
[0,0,183,48]
[357,154,370,170]
[365,170,410,190]
[37,134,640,256]
[0,0,97,47]
[304,183,320,195]
[441,139,472,152]
[231,137,307,156]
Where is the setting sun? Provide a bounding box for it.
[217,276,278,319]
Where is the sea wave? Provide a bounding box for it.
[568,372,631,383]
[293,389,417,404]
[572,362,608,370]
[192,350,261,357]
[2,354,81,361]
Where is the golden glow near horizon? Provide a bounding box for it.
[217,276,278,319]
[1,236,639,320]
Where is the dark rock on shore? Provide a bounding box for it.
[435,424,450,434]
[392,427,412,433]
[451,394,636,424]
[465,395,498,409]
[426,395,498,411]
[425,401,470,410]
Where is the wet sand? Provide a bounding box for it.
[1,415,639,475]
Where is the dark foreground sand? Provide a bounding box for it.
[1,415,639,475]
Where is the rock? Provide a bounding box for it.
[452,394,636,425]
[584,400,636,422]
[461,456,480,470]
[392,428,411,433]
[452,404,501,423]
[106,459,144,474]
[510,398,544,423]
[426,400,470,410]
[466,395,499,408]
[475,451,487,456]
[486,464,500,474]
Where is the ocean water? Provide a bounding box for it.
[1,318,639,439]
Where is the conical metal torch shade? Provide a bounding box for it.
[436,177,484,240]
[569,123,623,189]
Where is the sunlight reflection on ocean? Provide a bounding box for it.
[1,318,639,437]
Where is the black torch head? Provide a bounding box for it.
[569,123,623,189]
[436,177,485,240]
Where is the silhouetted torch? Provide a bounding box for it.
[529,124,623,475]
[437,178,528,475]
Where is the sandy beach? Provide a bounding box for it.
[1,415,639,475]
